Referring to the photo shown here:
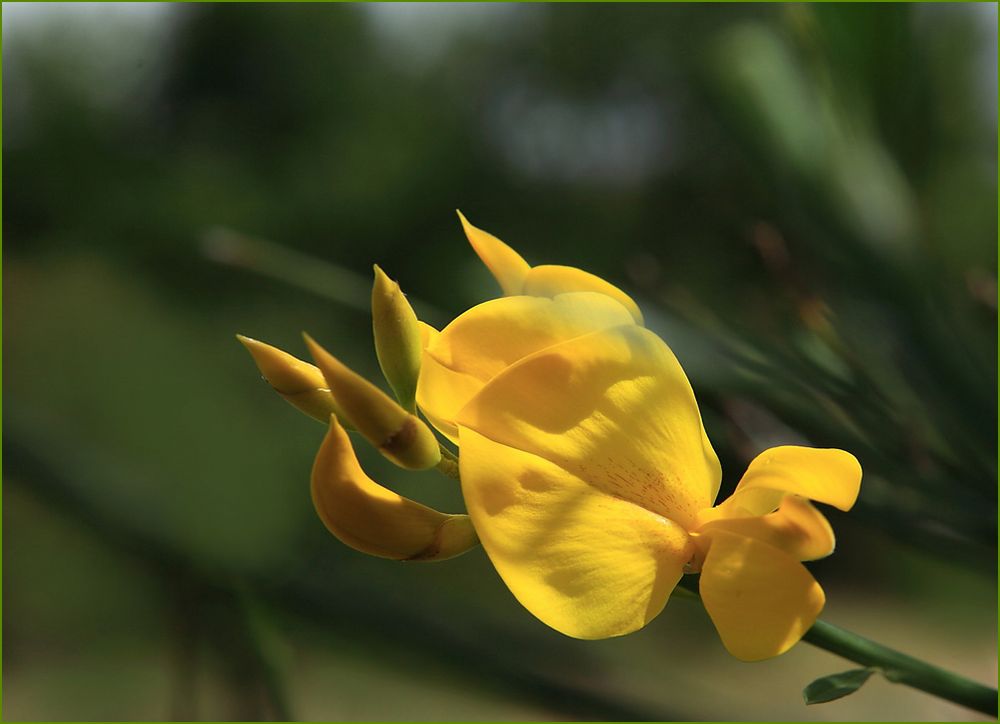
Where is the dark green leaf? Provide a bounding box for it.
[803,667,877,705]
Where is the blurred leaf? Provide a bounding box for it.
[803,667,877,705]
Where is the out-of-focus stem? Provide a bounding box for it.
[201,227,444,324]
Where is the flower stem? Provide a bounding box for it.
[435,444,461,479]
[676,576,996,715]
[801,619,997,716]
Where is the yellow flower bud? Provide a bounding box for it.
[371,265,422,412]
[312,414,478,561]
[237,334,345,423]
[303,333,441,470]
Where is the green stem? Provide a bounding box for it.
[435,445,461,480]
[676,577,996,715]
[802,620,997,717]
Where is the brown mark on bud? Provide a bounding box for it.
[381,416,419,458]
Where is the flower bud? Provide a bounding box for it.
[312,414,478,561]
[304,333,441,470]
[371,265,422,412]
[237,335,345,423]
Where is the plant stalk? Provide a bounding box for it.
[802,619,997,716]
[676,576,996,715]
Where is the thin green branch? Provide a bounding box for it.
[802,620,998,716]
[677,577,997,716]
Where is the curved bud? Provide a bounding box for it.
[312,414,478,561]
[457,210,531,296]
[372,265,422,412]
[304,333,441,470]
[237,335,345,423]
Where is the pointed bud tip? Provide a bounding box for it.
[236,333,261,351]
[301,330,322,356]
[372,264,399,294]
[237,334,338,422]
[303,333,348,379]
[454,210,530,296]
[238,334,291,377]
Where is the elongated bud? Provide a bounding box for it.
[372,265,422,412]
[303,333,441,470]
[237,335,345,423]
[312,414,478,561]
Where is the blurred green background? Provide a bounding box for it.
[3,2,997,721]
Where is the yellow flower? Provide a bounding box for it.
[420,213,861,660]
[240,213,861,661]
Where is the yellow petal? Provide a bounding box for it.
[237,334,345,423]
[372,265,423,412]
[417,320,439,351]
[456,324,720,528]
[459,426,694,638]
[522,265,644,325]
[305,334,441,470]
[416,292,636,443]
[457,210,531,296]
[716,446,862,518]
[697,495,835,561]
[312,415,478,561]
[698,528,825,661]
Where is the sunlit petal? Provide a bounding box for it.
[697,495,835,561]
[416,292,636,442]
[457,210,531,296]
[698,529,825,661]
[523,264,644,325]
[716,446,862,517]
[459,426,694,638]
[456,324,720,528]
[417,320,439,351]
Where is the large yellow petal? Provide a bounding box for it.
[696,495,835,561]
[698,529,825,661]
[523,264,644,325]
[714,446,862,518]
[457,210,531,296]
[311,415,478,561]
[416,292,636,443]
[456,324,721,528]
[459,427,694,639]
